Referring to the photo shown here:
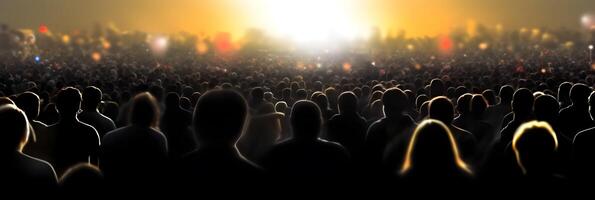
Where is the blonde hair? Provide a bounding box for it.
[512,121,558,174]
[400,119,472,175]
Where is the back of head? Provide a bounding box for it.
[0,104,30,152]
[165,92,180,109]
[193,90,248,147]
[429,78,445,98]
[15,91,40,120]
[338,92,358,114]
[55,87,82,117]
[570,83,591,107]
[470,94,488,117]
[482,90,496,106]
[557,82,572,104]
[0,97,14,106]
[401,119,470,176]
[534,95,559,121]
[589,92,595,120]
[275,101,288,112]
[82,86,102,110]
[456,93,472,115]
[311,92,329,110]
[251,87,264,100]
[60,163,104,192]
[512,88,534,116]
[290,100,322,141]
[382,88,408,117]
[129,92,160,128]
[512,121,558,174]
[429,96,455,124]
[499,85,514,104]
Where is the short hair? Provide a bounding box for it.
[15,91,41,119]
[82,86,103,109]
[512,121,558,174]
[129,92,160,128]
[55,87,82,115]
[0,104,30,151]
[193,90,248,145]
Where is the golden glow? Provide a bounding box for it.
[91,52,101,62]
[400,119,472,175]
[512,121,559,175]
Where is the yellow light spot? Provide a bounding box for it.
[478,42,489,50]
[342,62,352,72]
[61,35,70,44]
[91,52,101,62]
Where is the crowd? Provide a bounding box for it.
[1,24,595,196]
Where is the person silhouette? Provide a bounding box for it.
[557,82,572,109]
[249,87,266,110]
[428,96,477,161]
[0,96,14,106]
[14,92,48,158]
[175,89,261,188]
[367,99,384,126]
[396,119,473,186]
[261,100,351,183]
[275,101,291,140]
[59,163,104,197]
[160,92,196,159]
[498,88,534,149]
[429,78,445,98]
[558,83,594,139]
[99,92,168,190]
[485,85,513,129]
[238,102,284,165]
[365,88,416,175]
[572,91,595,182]
[511,121,565,186]
[78,86,116,138]
[327,92,368,167]
[46,87,101,176]
[0,104,58,193]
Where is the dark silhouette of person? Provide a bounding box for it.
[511,121,565,186]
[534,94,572,177]
[78,86,116,138]
[327,92,368,167]
[0,96,14,106]
[365,88,416,175]
[367,99,384,126]
[428,96,477,161]
[160,92,196,159]
[99,92,168,190]
[101,101,119,122]
[396,119,473,186]
[429,78,445,98]
[557,82,572,109]
[46,87,101,176]
[175,89,261,188]
[558,83,594,139]
[485,85,513,129]
[499,88,534,149]
[15,92,48,158]
[238,102,284,165]
[311,91,334,122]
[261,100,351,183]
[0,104,58,193]
[572,91,595,182]
[249,87,266,111]
[59,163,104,197]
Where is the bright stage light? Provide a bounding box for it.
[582,14,594,29]
[34,56,40,62]
[589,45,593,50]
[149,36,169,56]
[263,0,367,43]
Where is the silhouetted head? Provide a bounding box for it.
[165,92,180,109]
[60,163,104,192]
[470,94,488,118]
[400,119,471,176]
[0,104,30,152]
[570,83,591,107]
[295,89,308,100]
[251,87,264,100]
[370,99,384,119]
[290,100,322,141]
[129,92,160,128]
[534,95,559,121]
[15,91,41,120]
[82,86,102,111]
[311,92,329,110]
[512,121,558,175]
[482,90,496,106]
[512,88,534,117]
[429,96,455,124]
[589,92,595,120]
[415,94,429,110]
[275,101,288,113]
[193,90,248,147]
[149,85,164,102]
[429,79,445,98]
[338,92,358,114]
[0,97,14,106]
[55,87,82,118]
[499,85,514,104]
[557,82,572,106]
[382,88,409,118]
[456,93,472,115]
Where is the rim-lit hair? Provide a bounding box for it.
[0,104,30,152]
[129,92,160,128]
[400,119,472,175]
[512,120,558,174]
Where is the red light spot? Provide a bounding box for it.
[438,35,453,54]
[214,32,233,55]
[38,24,48,33]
